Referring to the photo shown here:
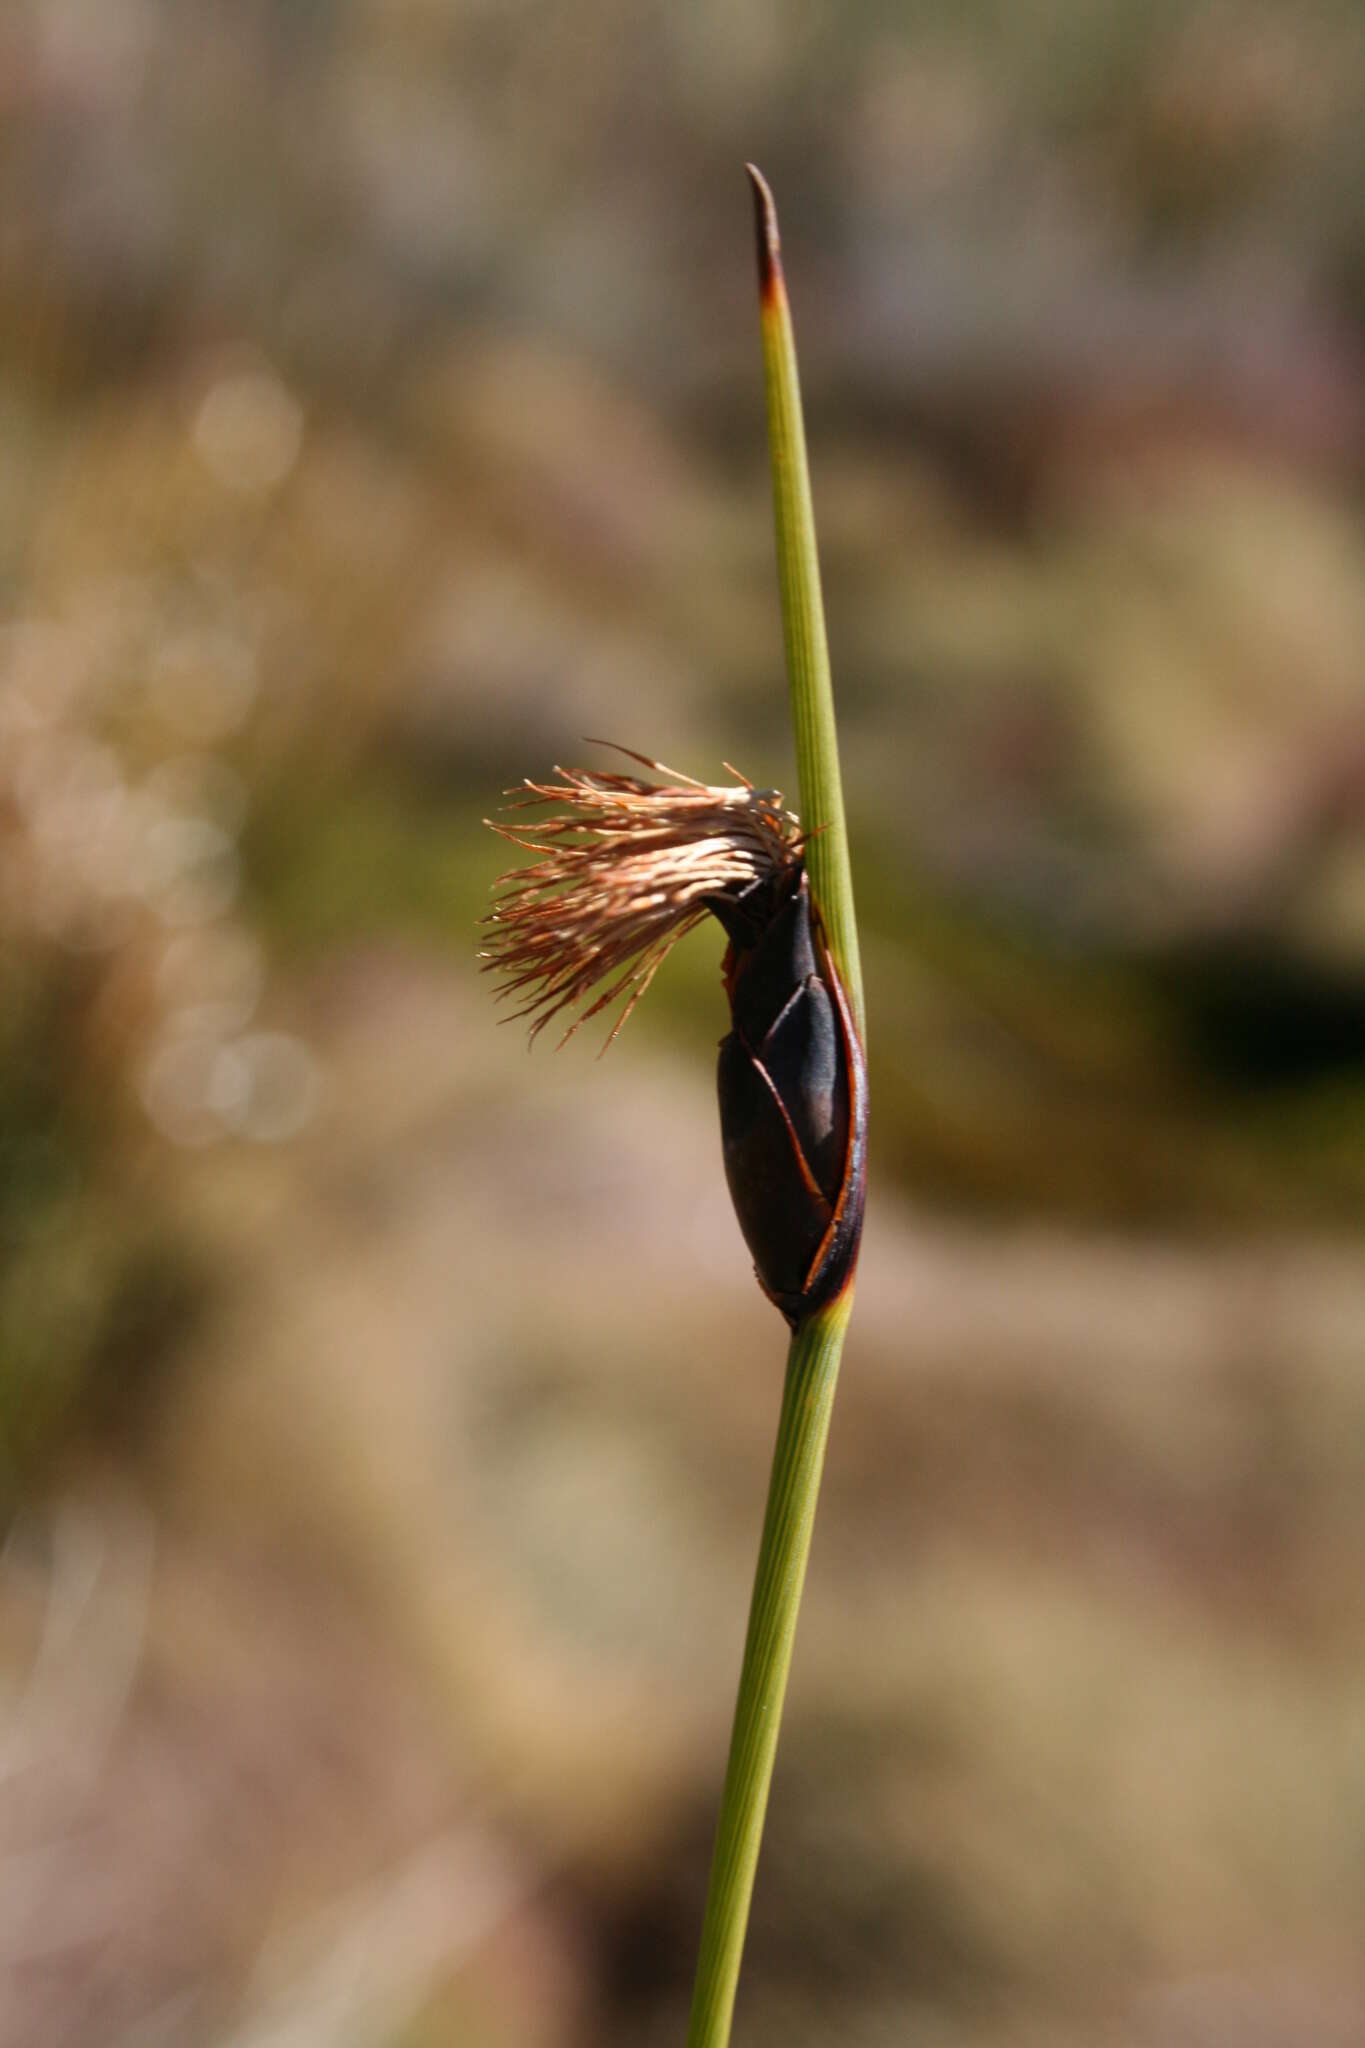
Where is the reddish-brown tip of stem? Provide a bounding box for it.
[745,162,783,307]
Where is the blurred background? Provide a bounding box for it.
[3,3,1365,2043]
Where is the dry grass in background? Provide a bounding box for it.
[2,4,1365,2043]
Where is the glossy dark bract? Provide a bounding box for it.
[709,864,867,1327]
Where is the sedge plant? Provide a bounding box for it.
[482,165,865,2045]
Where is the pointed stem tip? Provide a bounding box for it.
[745,162,782,306]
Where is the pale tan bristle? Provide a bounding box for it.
[480,752,801,1048]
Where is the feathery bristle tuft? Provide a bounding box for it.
[481,749,802,1048]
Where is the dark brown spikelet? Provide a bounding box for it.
[711,864,868,1326]
[482,746,866,1325]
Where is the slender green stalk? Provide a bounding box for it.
[747,163,865,1039]
[685,167,866,2048]
[685,1295,852,2047]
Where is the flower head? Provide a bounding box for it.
[482,745,803,1047]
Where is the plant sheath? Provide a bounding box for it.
[685,165,866,2048]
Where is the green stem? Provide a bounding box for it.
[747,162,865,1041]
[685,166,866,2048]
[685,1295,852,2048]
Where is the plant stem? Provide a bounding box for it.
[685,166,866,2048]
[685,1294,852,2048]
[747,162,865,1039]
